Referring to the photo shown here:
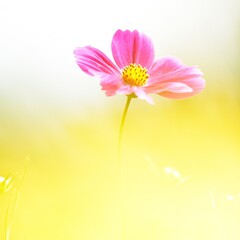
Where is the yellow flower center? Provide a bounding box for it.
[121,63,149,86]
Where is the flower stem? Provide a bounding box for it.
[118,95,132,158]
[118,95,132,240]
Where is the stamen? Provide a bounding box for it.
[121,63,149,86]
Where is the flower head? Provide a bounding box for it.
[74,29,205,104]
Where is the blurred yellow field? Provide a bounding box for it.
[1,84,239,239]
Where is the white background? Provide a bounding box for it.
[0,0,239,111]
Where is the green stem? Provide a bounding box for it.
[118,95,132,240]
[118,96,132,158]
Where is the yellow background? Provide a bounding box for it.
[0,0,239,239]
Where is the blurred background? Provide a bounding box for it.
[0,0,239,239]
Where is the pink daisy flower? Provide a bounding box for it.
[74,29,205,104]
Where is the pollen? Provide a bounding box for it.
[121,63,149,86]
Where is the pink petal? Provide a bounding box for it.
[148,57,203,81]
[116,85,133,95]
[133,87,154,104]
[145,82,193,93]
[158,78,205,99]
[117,85,154,104]
[145,57,205,99]
[74,46,120,77]
[100,74,124,96]
[111,29,154,69]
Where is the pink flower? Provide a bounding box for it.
[74,29,205,104]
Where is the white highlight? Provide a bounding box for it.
[208,189,217,209]
[164,167,181,178]
[226,194,235,201]
[0,176,5,183]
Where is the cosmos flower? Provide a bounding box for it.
[74,29,205,104]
